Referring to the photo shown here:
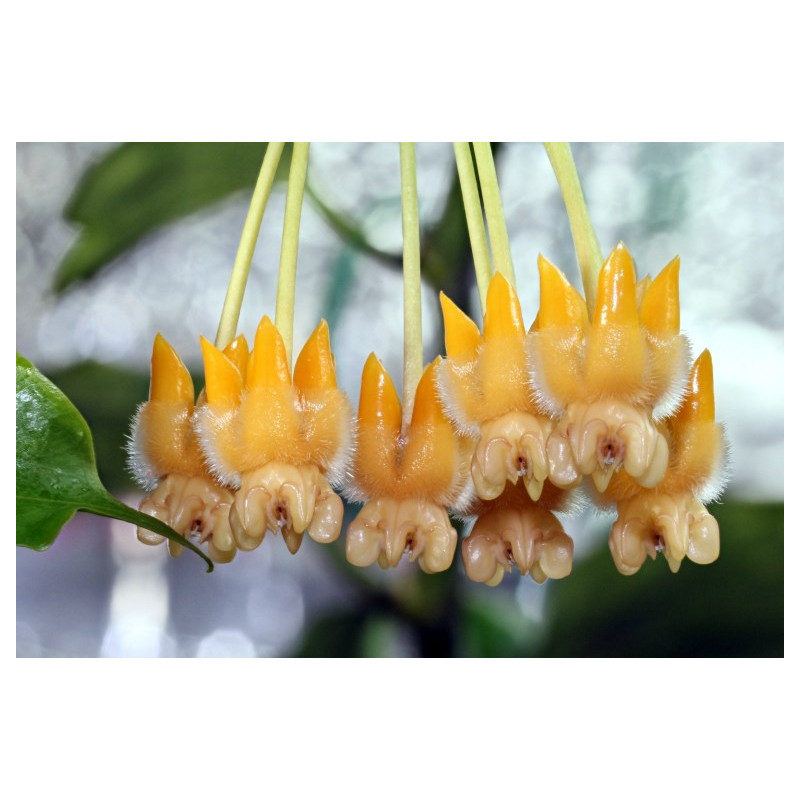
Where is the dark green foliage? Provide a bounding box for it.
[55,142,289,291]
[43,361,151,491]
[16,354,212,571]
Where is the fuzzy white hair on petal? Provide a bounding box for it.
[192,406,242,489]
[650,333,692,422]
[525,334,567,419]
[126,403,160,491]
[341,464,367,504]
[324,410,357,490]
[446,470,477,517]
[434,366,481,439]
[697,424,732,505]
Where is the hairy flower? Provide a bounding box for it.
[606,350,728,574]
[195,316,353,554]
[437,273,555,504]
[609,492,720,575]
[128,334,236,562]
[528,244,687,493]
[546,399,669,492]
[345,355,471,573]
[435,272,579,584]
[461,484,574,586]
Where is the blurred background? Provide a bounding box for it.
[16,142,784,657]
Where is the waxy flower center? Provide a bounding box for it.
[597,435,625,468]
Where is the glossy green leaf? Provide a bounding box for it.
[16,354,213,572]
[43,361,151,491]
[55,142,289,292]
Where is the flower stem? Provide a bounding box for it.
[472,142,516,289]
[215,142,285,349]
[275,142,310,365]
[453,142,492,313]
[400,142,422,431]
[543,142,603,315]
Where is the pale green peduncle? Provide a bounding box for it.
[543,142,604,315]
[275,142,310,365]
[453,142,492,313]
[400,142,422,431]
[472,142,516,289]
[215,142,286,349]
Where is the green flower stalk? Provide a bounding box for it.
[453,142,492,311]
[275,142,310,364]
[543,142,604,314]
[400,141,423,429]
[215,142,285,349]
[472,142,516,290]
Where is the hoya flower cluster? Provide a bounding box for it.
[438,243,727,583]
[129,317,352,562]
[129,243,728,583]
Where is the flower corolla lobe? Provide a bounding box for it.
[462,503,573,586]
[609,492,719,575]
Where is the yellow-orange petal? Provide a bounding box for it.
[483,272,525,340]
[527,259,588,411]
[402,359,465,501]
[409,360,444,428]
[246,316,291,391]
[640,256,681,336]
[149,333,194,407]
[537,254,589,330]
[593,243,639,330]
[200,336,243,408]
[223,334,249,380]
[676,349,716,424]
[440,292,481,359]
[636,274,653,307]
[294,320,338,392]
[585,243,646,398]
[358,353,402,434]
[661,350,726,501]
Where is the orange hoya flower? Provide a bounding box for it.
[528,243,689,494]
[128,334,237,563]
[437,272,554,505]
[461,483,575,587]
[345,355,472,573]
[436,272,576,586]
[605,349,728,575]
[195,316,353,555]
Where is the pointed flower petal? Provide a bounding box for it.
[200,336,244,408]
[149,333,194,407]
[246,316,291,391]
[440,292,481,359]
[222,334,249,380]
[640,256,681,336]
[483,272,525,341]
[537,254,589,330]
[585,243,646,399]
[294,320,338,393]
